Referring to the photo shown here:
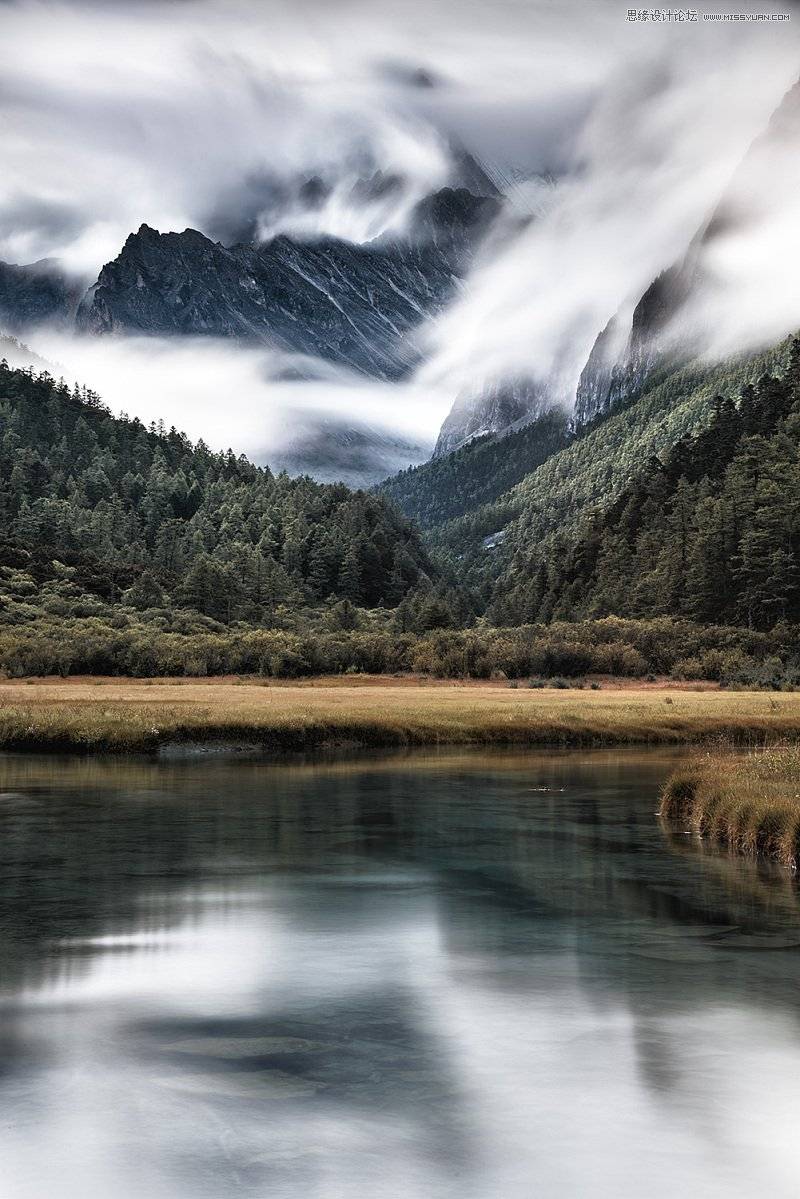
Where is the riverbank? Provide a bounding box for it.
[2,677,800,755]
[660,745,800,869]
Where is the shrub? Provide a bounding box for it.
[672,656,703,681]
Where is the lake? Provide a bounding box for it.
[1,748,799,1199]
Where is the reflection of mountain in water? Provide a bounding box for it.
[2,750,800,1198]
[2,750,800,996]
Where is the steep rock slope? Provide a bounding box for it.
[433,378,560,458]
[575,77,800,427]
[573,262,696,425]
[0,258,83,332]
[75,189,499,379]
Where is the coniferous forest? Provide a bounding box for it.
[0,361,434,613]
[2,340,800,685]
[491,342,800,631]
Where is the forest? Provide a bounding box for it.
[2,342,799,685]
[491,342,800,630]
[378,407,569,528]
[0,361,436,618]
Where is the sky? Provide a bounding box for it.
[1,0,799,464]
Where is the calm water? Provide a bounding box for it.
[1,748,800,1199]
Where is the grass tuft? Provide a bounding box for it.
[660,744,800,869]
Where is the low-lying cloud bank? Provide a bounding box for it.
[27,332,450,482]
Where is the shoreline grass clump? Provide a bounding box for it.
[660,745,800,870]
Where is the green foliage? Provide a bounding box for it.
[377,407,570,528]
[1,612,796,682]
[427,341,792,601]
[500,341,800,631]
[0,362,434,622]
[3,331,799,685]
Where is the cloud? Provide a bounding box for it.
[0,194,88,265]
[3,0,800,467]
[676,78,800,359]
[27,330,453,472]
[0,0,609,272]
[416,12,800,406]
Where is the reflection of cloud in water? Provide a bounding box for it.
[1,750,800,1196]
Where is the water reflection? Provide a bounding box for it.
[0,749,799,1198]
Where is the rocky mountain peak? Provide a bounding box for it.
[73,183,500,378]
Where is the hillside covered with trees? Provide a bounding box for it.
[3,339,800,686]
[377,408,569,528]
[492,343,800,630]
[422,340,794,609]
[0,361,444,623]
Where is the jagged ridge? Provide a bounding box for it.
[75,188,499,379]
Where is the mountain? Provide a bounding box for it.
[0,183,499,487]
[75,188,500,379]
[430,77,800,453]
[573,262,696,426]
[381,406,569,528]
[422,338,792,612]
[202,145,500,246]
[433,377,560,458]
[574,78,800,428]
[0,258,83,332]
[495,341,800,630]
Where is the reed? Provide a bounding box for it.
[660,744,800,869]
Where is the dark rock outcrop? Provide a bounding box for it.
[433,377,557,458]
[574,259,696,425]
[75,188,500,379]
[0,258,83,332]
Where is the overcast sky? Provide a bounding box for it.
[5,0,793,271]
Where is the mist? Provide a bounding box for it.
[2,0,800,469]
[29,331,451,479]
[416,15,800,407]
[0,0,610,273]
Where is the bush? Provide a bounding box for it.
[672,656,704,681]
[0,609,798,683]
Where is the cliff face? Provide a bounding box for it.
[574,260,696,425]
[75,188,499,379]
[574,77,800,428]
[433,377,557,458]
[0,258,83,332]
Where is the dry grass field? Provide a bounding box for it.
[661,744,800,869]
[1,676,800,754]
